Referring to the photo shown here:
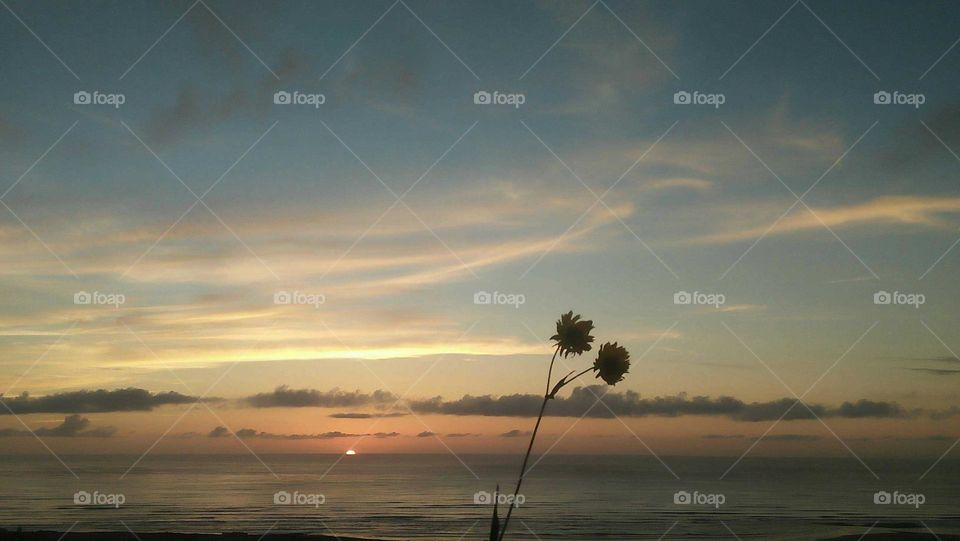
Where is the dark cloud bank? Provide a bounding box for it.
[0,415,114,438]
[208,426,399,440]
[0,388,200,415]
[3,385,955,423]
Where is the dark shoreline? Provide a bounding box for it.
[4,528,960,541]
[0,530,390,541]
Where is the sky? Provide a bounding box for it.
[1,0,959,466]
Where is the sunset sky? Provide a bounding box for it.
[1,0,959,465]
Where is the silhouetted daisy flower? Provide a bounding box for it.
[593,342,630,385]
[550,311,594,358]
[496,312,628,541]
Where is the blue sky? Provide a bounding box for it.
[1,0,960,455]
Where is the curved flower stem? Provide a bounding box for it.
[497,346,559,541]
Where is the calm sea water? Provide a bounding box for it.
[0,454,957,540]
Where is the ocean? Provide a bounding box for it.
[0,454,957,540]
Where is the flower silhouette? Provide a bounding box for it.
[495,312,630,540]
[593,342,630,385]
[550,311,594,358]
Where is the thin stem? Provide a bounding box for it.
[498,346,559,541]
[567,366,594,384]
[544,344,560,396]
